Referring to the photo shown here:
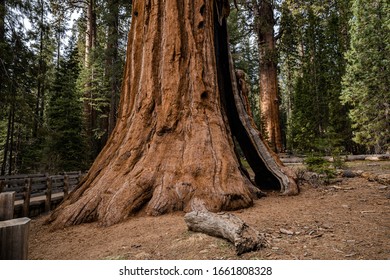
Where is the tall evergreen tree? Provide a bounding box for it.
[279,0,353,154]
[233,0,283,152]
[341,0,389,153]
[0,1,37,174]
[252,0,283,152]
[77,0,131,160]
[1,0,132,173]
[45,42,87,172]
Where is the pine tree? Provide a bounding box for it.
[45,42,87,172]
[279,0,353,155]
[341,0,389,153]
[76,0,131,160]
[0,1,38,174]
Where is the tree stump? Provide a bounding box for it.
[184,211,267,255]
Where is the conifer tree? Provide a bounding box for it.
[0,1,37,174]
[279,0,353,154]
[46,43,87,172]
[341,0,389,153]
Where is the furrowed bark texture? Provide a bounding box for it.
[48,0,255,228]
[256,0,283,153]
[48,0,297,229]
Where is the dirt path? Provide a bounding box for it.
[29,162,390,260]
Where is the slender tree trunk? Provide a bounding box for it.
[254,0,283,153]
[8,105,15,175]
[1,107,12,176]
[102,0,120,144]
[56,25,61,70]
[33,1,45,138]
[0,0,4,42]
[48,0,296,229]
[107,2,120,137]
[84,0,98,155]
[0,0,5,101]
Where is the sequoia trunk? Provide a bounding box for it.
[48,0,296,229]
[255,0,283,153]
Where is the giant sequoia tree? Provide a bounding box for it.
[48,0,297,229]
[252,0,283,153]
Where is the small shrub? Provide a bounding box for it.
[331,149,346,169]
[304,155,336,184]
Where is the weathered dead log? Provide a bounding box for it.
[184,211,267,255]
[280,154,390,164]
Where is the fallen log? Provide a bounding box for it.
[280,154,390,164]
[184,211,267,255]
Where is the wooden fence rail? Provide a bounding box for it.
[0,171,83,218]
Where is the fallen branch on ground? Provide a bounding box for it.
[184,211,267,255]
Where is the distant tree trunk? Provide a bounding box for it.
[253,0,283,153]
[1,105,15,176]
[1,108,11,176]
[8,104,15,175]
[84,0,98,155]
[48,0,297,229]
[0,0,4,41]
[33,0,46,138]
[0,0,5,102]
[101,0,121,144]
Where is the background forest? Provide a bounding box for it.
[0,0,389,175]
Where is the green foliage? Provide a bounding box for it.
[0,7,38,174]
[45,43,87,172]
[331,148,346,170]
[279,0,354,154]
[304,155,336,181]
[75,0,131,160]
[341,0,390,153]
[228,6,261,127]
[2,0,388,175]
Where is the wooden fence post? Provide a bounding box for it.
[0,180,5,193]
[23,178,32,217]
[0,217,30,260]
[63,175,69,200]
[45,177,52,212]
[0,192,15,221]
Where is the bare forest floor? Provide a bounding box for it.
[29,161,390,260]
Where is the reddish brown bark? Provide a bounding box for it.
[48,0,296,229]
[254,0,283,153]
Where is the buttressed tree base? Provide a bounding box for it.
[48,0,297,229]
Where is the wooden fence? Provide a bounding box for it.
[0,171,83,218]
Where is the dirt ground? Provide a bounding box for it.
[29,161,390,260]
